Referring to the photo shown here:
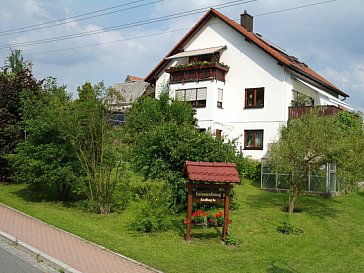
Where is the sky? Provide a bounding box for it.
[0,0,363,112]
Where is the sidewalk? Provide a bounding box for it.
[0,204,159,273]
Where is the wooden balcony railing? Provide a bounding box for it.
[165,63,229,84]
[288,105,342,120]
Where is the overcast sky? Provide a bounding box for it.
[0,0,363,112]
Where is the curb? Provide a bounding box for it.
[0,230,81,273]
[0,203,163,273]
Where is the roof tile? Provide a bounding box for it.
[183,161,240,183]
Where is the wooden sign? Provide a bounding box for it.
[184,183,233,241]
[183,161,240,242]
[193,189,225,204]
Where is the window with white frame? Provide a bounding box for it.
[217,88,223,108]
[175,88,207,108]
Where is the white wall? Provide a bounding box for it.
[155,17,298,159]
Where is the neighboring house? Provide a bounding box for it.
[108,75,153,124]
[145,9,353,159]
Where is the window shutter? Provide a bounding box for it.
[218,88,223,102]
[175,90,184,101]
[185,89,196,101]
[196,88,207,100]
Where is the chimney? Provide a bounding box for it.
[240,10,253,32]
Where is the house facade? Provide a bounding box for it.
[145,9,353,159]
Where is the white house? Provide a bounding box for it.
[145,9,353,159]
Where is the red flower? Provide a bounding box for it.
[215,213,219,218]
[192,212,197,217]
[197,210,202,215]
[219,211,223,217]
[203,213,207,217]
[209,219,215,223]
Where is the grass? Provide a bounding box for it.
[1,180,364,273]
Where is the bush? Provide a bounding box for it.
[131,123,238,210]
[235,156,261,181]
[133,182,172,232]
[277,220,303,235]
[224,231,239,246]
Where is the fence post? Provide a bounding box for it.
[260,160,263,189]
[326,163,330,193]
[275,172,278,189]
[308,164,311,191]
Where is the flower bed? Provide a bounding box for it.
[191,210,225,228]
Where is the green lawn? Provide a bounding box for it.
[1,180,363,273]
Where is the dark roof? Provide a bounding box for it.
[145,8,348,98]
[183,161,240,183]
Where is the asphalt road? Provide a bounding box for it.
[0,240,58,273]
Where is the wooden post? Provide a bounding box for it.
[222,187,231,241]
[185,183,233,241]
[186,185,193,241]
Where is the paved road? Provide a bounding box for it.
[0,204,158,273]
[0,240,58,273]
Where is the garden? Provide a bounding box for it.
[1,179,364,273]
[1,50,364,273]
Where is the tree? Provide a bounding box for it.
[5,49,26,74]
[7,78,80,200]
[67,82,122,214]
[0,51,42,181]
[270,111,364,213]
[122,93,197,143]
[123,95,237,209]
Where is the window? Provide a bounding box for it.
[215,129,222,139]
[109,113,125,126]
[245,87,264,108]
[291,90,314,106]
[175,88,207,108]
[188,52,220,64]
[244,130,263,150]
[217,88,223,108]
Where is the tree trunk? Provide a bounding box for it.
[99,202,111,215]
[288,189,298,214]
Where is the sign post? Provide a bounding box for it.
[183,161,240,242]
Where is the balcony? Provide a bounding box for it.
[165,62,229,84]
[288,105,342,120]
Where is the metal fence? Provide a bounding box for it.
[261,160,338,193]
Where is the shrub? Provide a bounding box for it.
[277,221,303,235]
[235,156,261,181]
[224,231,239,246]
[133,182,172,232]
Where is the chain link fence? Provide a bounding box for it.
[261,160,338,194]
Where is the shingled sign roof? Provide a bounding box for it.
[183,161,240,183]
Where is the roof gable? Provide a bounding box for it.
[145,8,348,98]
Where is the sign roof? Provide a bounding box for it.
[183,161,240,183]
